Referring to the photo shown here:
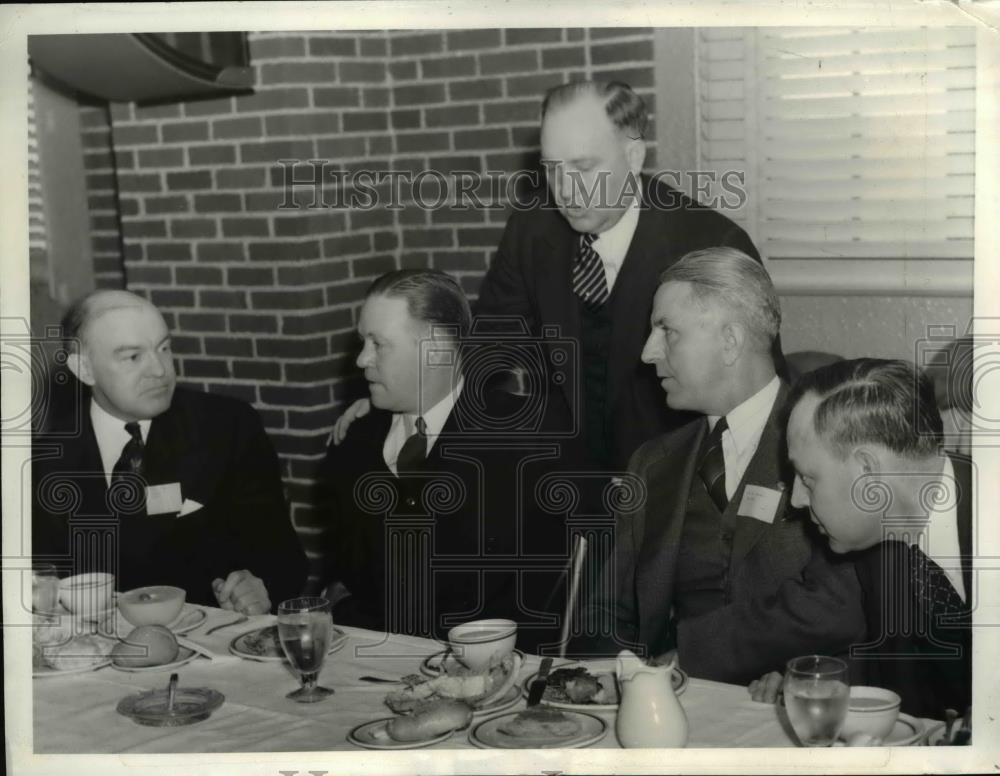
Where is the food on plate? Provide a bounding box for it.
[543,666,617,705]
[385,699,473,742]
[44,634,114,671]
[385,652,521,713]
[33,612,74,647]
[111,624,179,667]
[240,625,283,657]
[498,707,582,738]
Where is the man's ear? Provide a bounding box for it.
[625,137,646,176]
[720,321,746,366]
[66,350,96,387]
[853,447,881,476]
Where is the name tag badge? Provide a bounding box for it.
[146,482,183,515]
[737,484,783,524]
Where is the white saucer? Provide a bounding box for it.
[348,717,454,749]
[469,709,607,749]
[110,645,201,673]
[420,648,526,677]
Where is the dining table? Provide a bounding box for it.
[33,604,939,753]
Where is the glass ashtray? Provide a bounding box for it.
[117,673,224,727]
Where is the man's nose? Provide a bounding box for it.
[147,352,169,377]
[790,476,808,509]
[356,342,373,368]
[640,333,662,365]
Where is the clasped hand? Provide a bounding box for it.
[212,569,271,615]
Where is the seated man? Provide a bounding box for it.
[585,247,865,682]
[750,359,972,719]
[33,290,306,613]
[320,270,574,651]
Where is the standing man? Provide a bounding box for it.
[334,81,769,472]
[321,270,572,649]
[750,359,972,719]
[476,80,767,471]
[591,247,864,683]
[33,290,306,613]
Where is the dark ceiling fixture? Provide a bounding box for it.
[28,32,254,104]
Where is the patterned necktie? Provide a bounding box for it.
[698,416,729,513]
[572,232,609,308]
[395,416,427,475]
[111,422,144,483]
[910,544,966,617]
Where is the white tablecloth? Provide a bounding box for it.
[32,606,830,752]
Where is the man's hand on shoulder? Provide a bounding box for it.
[331,398,371,445]
[212,569,271,615]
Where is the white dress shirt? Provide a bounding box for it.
[910,456,967,604]
[383,378,464,475]
[592,198,641,292]
[90,399,151,486]
[707,375,781,501]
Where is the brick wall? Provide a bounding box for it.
[90,28,656,586]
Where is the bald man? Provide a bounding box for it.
[32,290,306,613]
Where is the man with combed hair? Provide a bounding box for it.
[750,358,972,719]
[335,80,770,473]
[588,247,864,682]
[33,290,306,613]
[320,270,573,649]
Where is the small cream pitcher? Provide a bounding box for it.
[615,649,688,748]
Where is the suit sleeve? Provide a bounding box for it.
[473,212,536,329]
[224,404,306,608]
[676,540,867,684]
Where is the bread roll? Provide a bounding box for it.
[386,699,472,742]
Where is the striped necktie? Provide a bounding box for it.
[698,416,729,513]
[572,232,609,308]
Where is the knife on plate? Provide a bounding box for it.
[527,657,553,707]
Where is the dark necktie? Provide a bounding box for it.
[112,422,145,483]
[910,544,966,617]
[698,416,729,513]
[395,416,427,475]
[110,421,146,514]
[572,232,609,308]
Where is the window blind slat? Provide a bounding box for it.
[765,68,975,98]
[760,177,973,200]
[761,133,975,159]
[762,198,974,221]
[760,46,974,78]
[759,27,973,57]
[764,239,972,259]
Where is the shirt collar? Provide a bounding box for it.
[591,197,641,268]
[407,376,464,442]
[708,375,781,457]
[90,398,152,442]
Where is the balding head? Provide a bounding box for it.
[63,290,176,421]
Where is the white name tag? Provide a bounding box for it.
[146,482,183,515]
[737,484,783,524]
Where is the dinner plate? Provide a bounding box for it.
[420,648,526,677]
[347,717,454,750]
[520,659,688,710]
[472,684,522,716]
[33,656,112,678]
[110,645,201,673]
[469,709,607,749]
[167,606,208,635]
[229,625,348,662]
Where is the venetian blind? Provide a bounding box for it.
[696,27,976,261]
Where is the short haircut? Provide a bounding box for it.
[541,80,648,140]
[789,358,943,460]
[658,246,781,352]
[60,290,150,355]
[365,269,471,340]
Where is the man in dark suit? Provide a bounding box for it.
[476,80,766,471]
[333,81,767,473]
[32,290,306,613]
[750,359,971,719]
[587,247,864,683]
[321,270,573,651]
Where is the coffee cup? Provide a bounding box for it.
[58,573,115,618]
[447,618,517,673]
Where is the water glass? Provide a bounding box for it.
[31,563,60,613]
[277,596,335,703]
[784,655,849,746]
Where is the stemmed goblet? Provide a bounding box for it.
[783,655,850,747]
[277,596,335,703]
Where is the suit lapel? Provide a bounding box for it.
[728,384,792,567]
[951,454,973,605]
[143,400,184,492]
[635,420,704,640]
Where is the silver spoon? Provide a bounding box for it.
[359,675,404,684]
[203,615,249,636]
